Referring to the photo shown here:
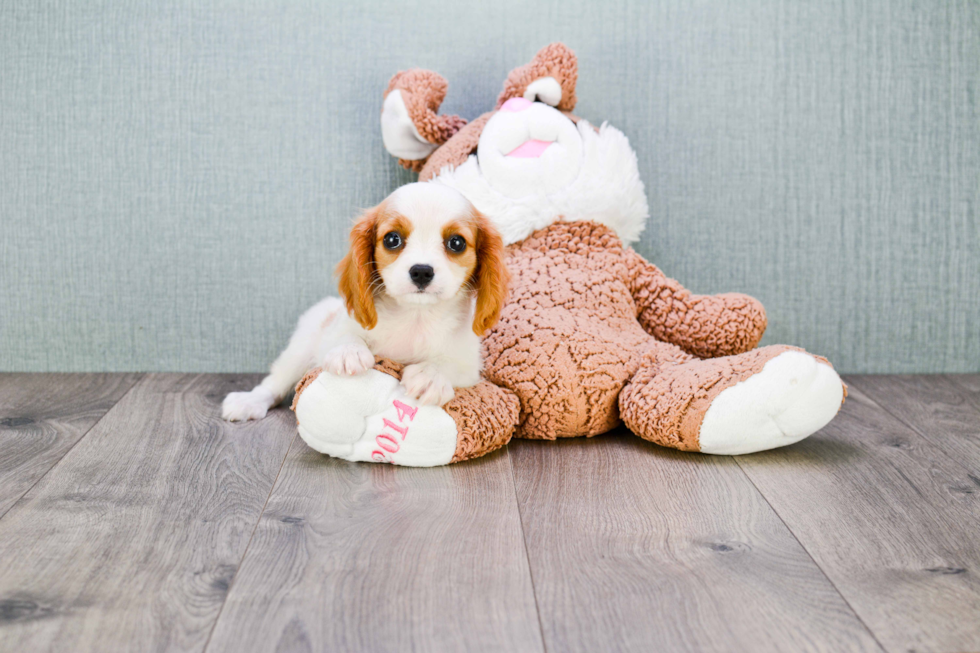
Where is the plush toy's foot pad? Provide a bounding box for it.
[291,364,520,466]
[293,368,458,467]
[699,350,844,455]
[620,345,845,455]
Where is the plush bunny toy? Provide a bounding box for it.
[292,43,846,466]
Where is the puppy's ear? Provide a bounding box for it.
[471,210,510,336]
[336,205,381,330]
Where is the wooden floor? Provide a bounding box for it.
[0,374,979,652]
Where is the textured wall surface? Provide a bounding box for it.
[1,0,978,373]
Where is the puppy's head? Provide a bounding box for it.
[336,182,508,335]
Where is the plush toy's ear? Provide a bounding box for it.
[381,70,468,172]
[336,204,382,330]
[496,43,578,112]
[471,209,510,336]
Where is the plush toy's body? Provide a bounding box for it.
[293,43,846,466]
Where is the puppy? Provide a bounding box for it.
[222,182,509,421]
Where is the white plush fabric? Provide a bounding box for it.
[523,76,563,106]
[475,102,584,199]
[381,90,439,160]
[295,369,458,466]
[698,351,845,455]
[434,117,649,246]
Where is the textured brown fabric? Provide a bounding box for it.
[480,221,781,442]
[384,69,468,146]
[397,158,426,173]
[627,249,767,358]
[371,356,404,379]
[419,112,493,182]
[482,222,676,439]
[445,382,520,463]
[496,42,579,112]
[619,345,798,451]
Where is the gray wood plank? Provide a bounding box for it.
[206,445,545,653]
[848,375,980,474]
[736,383,980,653]
[510,434,882,653]
[0,373,142,518]
[0,374,295,653]
[947,374,980,411]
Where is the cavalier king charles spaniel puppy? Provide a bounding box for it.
[222,182,509,421]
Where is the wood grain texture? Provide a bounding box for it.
[947,374,980,410]
[206,445,544,653]
[736,384,980,653]
[0,374,295,653]
[3,374,979,653]
[0,373,141,518]
[510,434,881,653]
[848,375,980,473]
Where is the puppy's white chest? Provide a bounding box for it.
[367,308,462,364]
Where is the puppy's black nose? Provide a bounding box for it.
[409,264,435,289]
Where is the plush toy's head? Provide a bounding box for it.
[381,43,649,246]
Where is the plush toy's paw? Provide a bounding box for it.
[401,363,455,406]
[292,364,520,466]
[699,350,844,455]
[293,368,459,466]
[322,342,374,376]
[222,387,275,422]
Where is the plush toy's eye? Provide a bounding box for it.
[446,235,466,253]
[382,232,403,250]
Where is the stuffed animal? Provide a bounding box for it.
[292,43,846,466]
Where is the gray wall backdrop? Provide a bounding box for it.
[1,0,978,373]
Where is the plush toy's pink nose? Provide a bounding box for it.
[501,97,533,112]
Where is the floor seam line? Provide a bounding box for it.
[733,457,888,653]
[508,445,550,653]
[0,372,145,524]
[202,430,297,653]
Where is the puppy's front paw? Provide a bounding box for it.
[222,388,274,422]
[401,363,455,406]
[323,342,375,376]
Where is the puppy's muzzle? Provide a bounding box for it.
[409,264,435,290]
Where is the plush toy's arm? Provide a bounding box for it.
[626,249,767,359]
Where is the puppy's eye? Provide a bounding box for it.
[446,235,466,253]
[382,232,403,250]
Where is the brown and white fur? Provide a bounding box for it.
[221,182,508,421]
